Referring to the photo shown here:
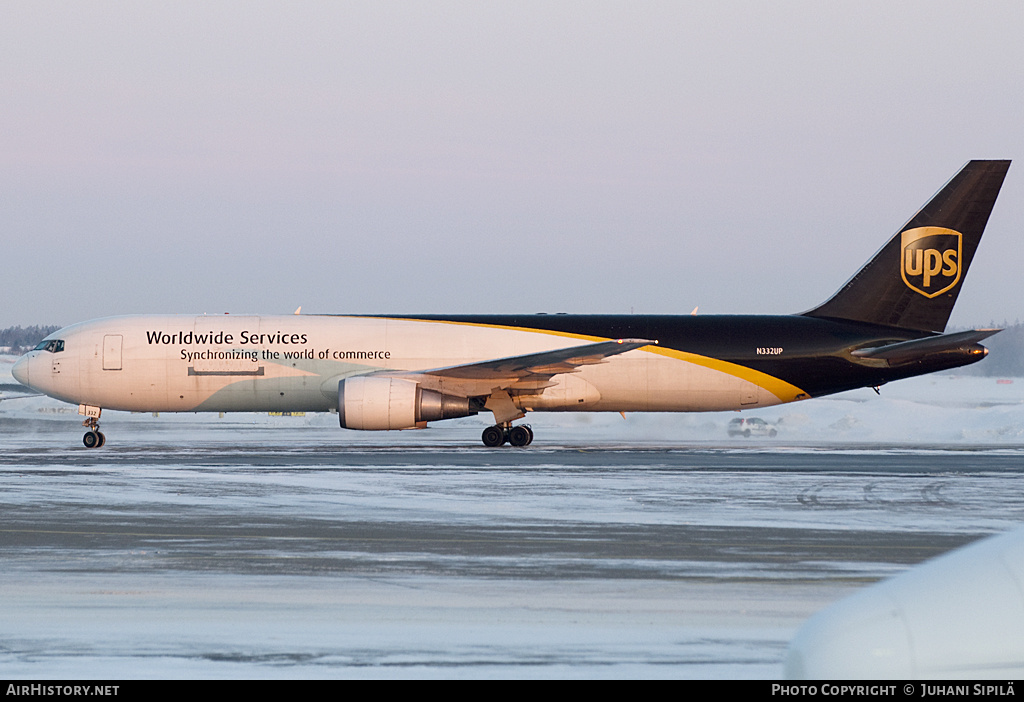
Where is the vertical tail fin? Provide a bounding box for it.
[804,160,1010,332]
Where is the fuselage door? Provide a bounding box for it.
[103,334,123,371]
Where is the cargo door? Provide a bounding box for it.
[189,316,261,375]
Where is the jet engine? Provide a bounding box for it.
[338,376,475,430]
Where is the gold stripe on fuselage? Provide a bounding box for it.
[377,316,809,404]
[644,346,808,403]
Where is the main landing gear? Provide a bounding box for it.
[82,416,105,449]
[481,423,534,447]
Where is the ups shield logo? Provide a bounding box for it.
[900,227,962,298]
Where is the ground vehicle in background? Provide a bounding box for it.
[728,417,777,437]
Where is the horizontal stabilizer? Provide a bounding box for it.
[851,329,1000,366]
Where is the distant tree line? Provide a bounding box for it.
[0,325,61,354]
[958,322,1024,378]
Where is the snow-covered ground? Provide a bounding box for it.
[3,353,1023,679]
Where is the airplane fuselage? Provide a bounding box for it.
[13,313,984,417]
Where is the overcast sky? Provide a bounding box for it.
[3,1,1023,329]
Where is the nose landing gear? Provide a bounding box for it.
[481,423,534,447]
[80,405,105,448]
[82,417,105,448]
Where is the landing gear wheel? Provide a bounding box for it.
[481,425,506,447]
[508,425,532,447]
[82,414,105,449]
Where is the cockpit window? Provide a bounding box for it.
[34,339,65,353]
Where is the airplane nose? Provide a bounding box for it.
[785,527,1024,678]
[12,355,30,388]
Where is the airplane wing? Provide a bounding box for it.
[383,338,658,399]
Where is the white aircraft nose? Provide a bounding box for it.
[784,584,913,678]
[12,355,29,387]
[785,527,1024,679]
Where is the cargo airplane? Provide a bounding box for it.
[12,160,1010,448]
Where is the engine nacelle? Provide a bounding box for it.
[338,376,476,430]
